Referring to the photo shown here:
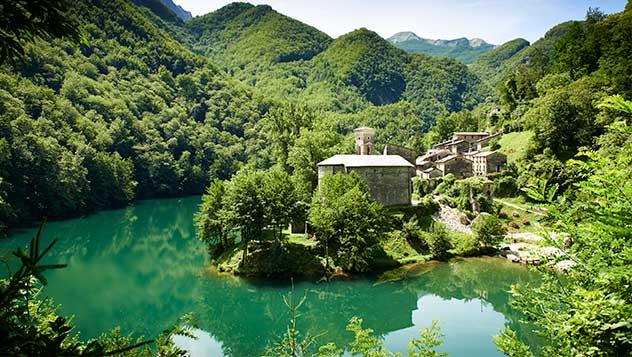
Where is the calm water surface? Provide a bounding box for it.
[0,196,540,356]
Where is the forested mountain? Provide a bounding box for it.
[183,3,486,113]
[388,31,495,64]
[470,38,530,86]
[187,3,331,67]
[0,0,270,227]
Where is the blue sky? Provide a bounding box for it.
[175,0,628,44]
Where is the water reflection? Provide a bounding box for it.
[0,197,539,357]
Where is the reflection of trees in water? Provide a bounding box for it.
[8,197,211,339]
[194,277,419,357]
[194,258,541,357]
[400,257,542,350]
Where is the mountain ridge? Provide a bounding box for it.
[160,0,192,20]
[388,31,495,64]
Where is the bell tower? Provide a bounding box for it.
[354,127,376,155]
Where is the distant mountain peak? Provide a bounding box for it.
[387,32,495,64]
[159,0,192,20]
[389,31,423,43]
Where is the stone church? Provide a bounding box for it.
[317,127,414,206]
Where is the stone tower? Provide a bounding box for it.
[354,127,376,155]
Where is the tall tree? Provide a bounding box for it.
[309,172,385,272]
[195,180,229,252]
[222,169,266,265]
[262,166,298,246]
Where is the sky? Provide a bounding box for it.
[174,0,628,44]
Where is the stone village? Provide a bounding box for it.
[317,127,507,206]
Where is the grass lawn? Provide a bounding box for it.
[494,196,550,233]
[497,131,534,163]
[285,232,318,247]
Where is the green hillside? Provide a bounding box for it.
[315,28,408,105]
[470,38,530,85]
[187,3,331,66]
[0,0,268,226]
[185,6,487,116]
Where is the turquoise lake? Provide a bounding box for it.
[0,196,540,356]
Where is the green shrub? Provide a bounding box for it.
[494,176,519,197]
[402,218,429,252]
[423,223,452,260]
[451,233,480,256]
[472,213,506,247]
[433,174,456,194]
[396,198,439,221]
[412,177,434,197]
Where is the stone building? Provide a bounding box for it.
[472,132,502,151]
[421,167,442,180]
[435,155,473,179]
[383,144,416,167]
[447,140,470,155]
[417,131,507,180]
[470,151,507,175]
[419,149,451,163]
[354,127,376,155]
[317,155,414,206]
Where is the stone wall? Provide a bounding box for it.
[348,166,412,206]
[441,158,473,179]
[383,144,416,166]
[485,154,507,174]
[317,164,344,182]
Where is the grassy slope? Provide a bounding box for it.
[498,131,534,163]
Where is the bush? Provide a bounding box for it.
[433,174,456,195]
[472,213,507,247]
[423,223,452,260]
[494,176,519,197]
[396,197,439,221]
[412,177,434,197]
[451,233,480,256]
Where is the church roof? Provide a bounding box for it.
[317,155,414,168]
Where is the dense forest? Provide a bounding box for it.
[0,0,489,229]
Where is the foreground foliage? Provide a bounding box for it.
[495,99,632,356]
